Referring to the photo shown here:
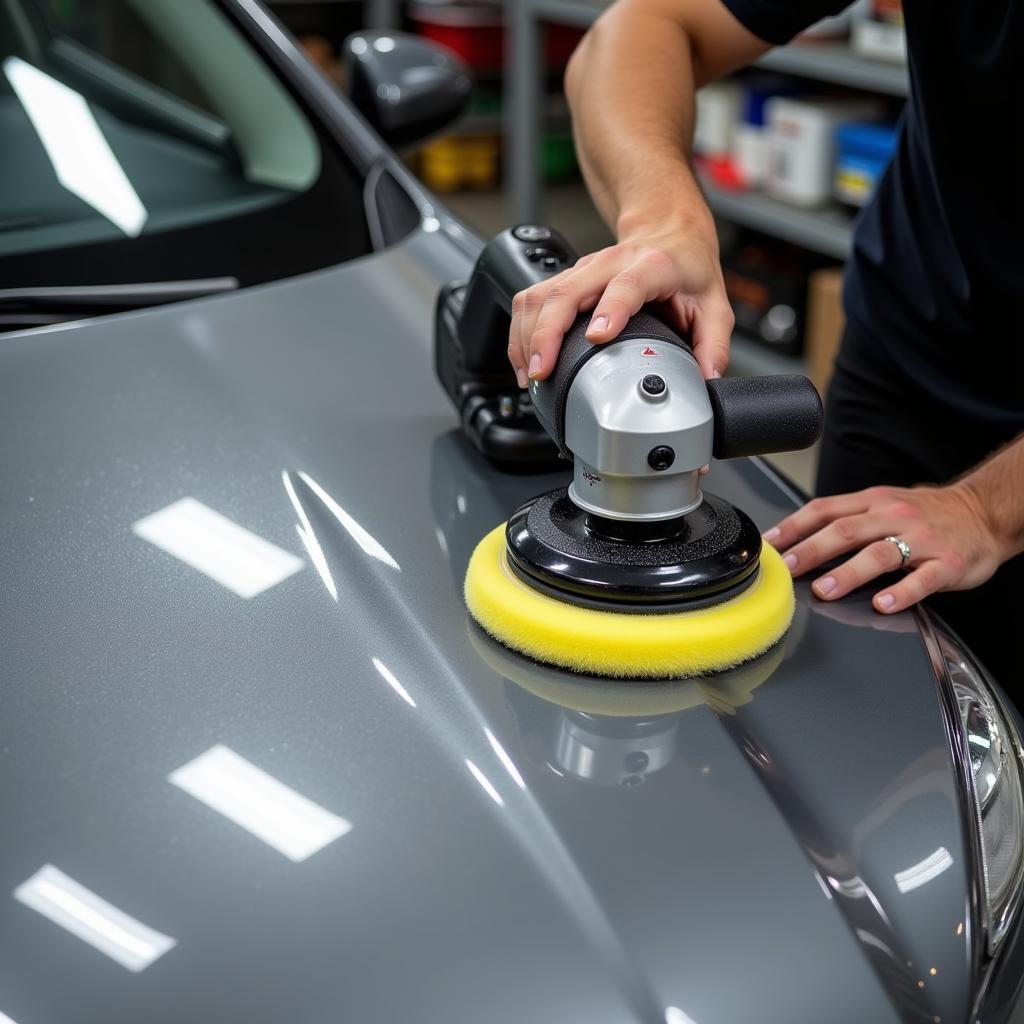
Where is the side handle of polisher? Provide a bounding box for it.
[705,375,823,460]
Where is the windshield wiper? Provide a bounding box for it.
[0,278,239,310]
[0,278,239,329]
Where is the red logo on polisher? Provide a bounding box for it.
[642,346,657,356]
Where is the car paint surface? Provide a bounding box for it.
[0,225,979,1023]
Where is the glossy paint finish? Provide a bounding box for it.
[0,222,983,1023]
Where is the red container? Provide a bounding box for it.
[545,22,585,65]
[411,5,503,69]
[410,5,584,71]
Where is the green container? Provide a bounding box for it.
[542,133,578,181]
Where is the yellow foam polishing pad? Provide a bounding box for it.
[464,524,794,679]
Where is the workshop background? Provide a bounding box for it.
[272,0,906,490]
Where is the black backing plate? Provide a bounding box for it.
[506,489,762,611]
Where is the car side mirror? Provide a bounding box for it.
[344,31,473,148]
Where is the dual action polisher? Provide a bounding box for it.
[436,226,823,678]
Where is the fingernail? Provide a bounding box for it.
[528,354,542,379]
[515,368,528,389]
[588,315,609,334]
[877,593,895,611]
[814,576,836,597]
[783,553,798,571]
[711,368,722,379]
[762,527,780,543]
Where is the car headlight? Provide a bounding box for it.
[930,620,1024,953]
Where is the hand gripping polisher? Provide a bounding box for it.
[436,226,823,678]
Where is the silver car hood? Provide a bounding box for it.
[0,229,973,1023]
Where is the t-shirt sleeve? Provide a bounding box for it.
[719,0,854,45]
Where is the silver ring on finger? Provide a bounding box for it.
[884,535,912,569]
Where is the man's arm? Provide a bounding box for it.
[568,0,768,231]
[507,0,770,387]
[765,435,1024,613]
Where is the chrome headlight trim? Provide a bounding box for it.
[919,609,1024,957]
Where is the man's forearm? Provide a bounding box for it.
[565,0,768,240]
[566,5,707,238]
[958,433,1024,561]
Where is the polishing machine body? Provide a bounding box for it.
[436,223,824,523]
[437,224,823,614]
[558,338,713,522]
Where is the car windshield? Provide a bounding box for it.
[0,0,370,326]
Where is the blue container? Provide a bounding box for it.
[834,122,898,206]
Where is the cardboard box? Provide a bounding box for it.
[805,267,845,396]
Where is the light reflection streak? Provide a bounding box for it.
[282,470,337,600]
[169,744,351,862]
[132,496,303,598]
[465,759,504,807]
[434,525,449,557]
[665,1007,699,1024]
[373,658,416,707]
[814,870,834,901]
[298,471,400,571]
[828,875,869,899]
[485,727,526,790]
[895,847,954,894]
[14,865,176,972]
[855,927,896,958]
[4,58,147,235]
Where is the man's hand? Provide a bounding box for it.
[765,483,1016,614]
[506,224,734,388]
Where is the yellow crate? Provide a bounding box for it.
[420,135,501,192]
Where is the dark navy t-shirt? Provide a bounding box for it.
[719,0,1023,428]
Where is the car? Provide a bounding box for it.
[1,2,1022,1022]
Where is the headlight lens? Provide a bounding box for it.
[938,630,1024,952]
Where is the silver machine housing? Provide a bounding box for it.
[561,339,714,522]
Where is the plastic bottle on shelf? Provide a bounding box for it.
[764,96,883,207]
[834,122,899,206]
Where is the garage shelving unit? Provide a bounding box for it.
[508,0,909,261]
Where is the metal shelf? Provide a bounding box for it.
[512,0,909,224]
[526,0,607,28]
[701,179,854,260]
[755,43,908,96]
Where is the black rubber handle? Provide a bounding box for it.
[706,375,823,460]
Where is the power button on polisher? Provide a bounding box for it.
[513,224,552,242]
[647,446,675,471]
[641,374,666,396]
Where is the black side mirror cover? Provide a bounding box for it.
[344,31,473,148]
